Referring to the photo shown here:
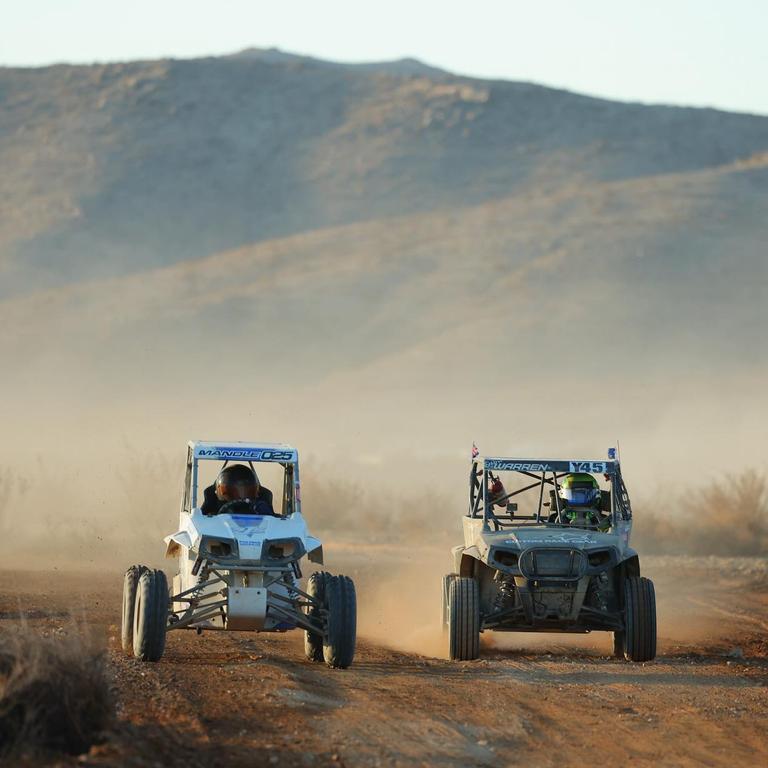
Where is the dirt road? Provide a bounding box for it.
[2,558,767,767]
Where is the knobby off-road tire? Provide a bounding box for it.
[323,575,356,669]
[442,574,458,632]
[304,571,331,662]
[121,565,146,654]
[133,569,169,662]
[623,576,657,662]
[448,577,480,661]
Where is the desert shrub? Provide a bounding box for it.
[0,625,112,758]
[632,469,768,556]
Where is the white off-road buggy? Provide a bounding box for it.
[120,441,357,668]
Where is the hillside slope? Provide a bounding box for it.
[1,52,767,295]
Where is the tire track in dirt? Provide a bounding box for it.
[104,629,768,768]
[685,596,768,634]
[3,566,768,767]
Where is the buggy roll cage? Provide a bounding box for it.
[468,457,633,530]
[182,441,302,518]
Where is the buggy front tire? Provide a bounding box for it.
[133,569,169,662]
[323,575,356,669]
[441,574,458,632]
[448,577,480,661]
[623,576,657,662]
[121,565,146,654]
[304,571,330,662]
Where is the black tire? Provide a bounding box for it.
[323,575,356,669]
[121,565,146,654]
[623,576,657,662]
[441,574,458,631]
[448,577,480,661]
[133,569,169,662]
[304,571,330,662]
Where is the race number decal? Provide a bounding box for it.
[259,450,294,461]
[569,461,607,473]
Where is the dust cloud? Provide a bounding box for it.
[0,438,765,659]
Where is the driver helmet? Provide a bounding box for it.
[559,473,600,507]
[215,464,260,501]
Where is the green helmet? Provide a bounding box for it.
[559,473,600,507]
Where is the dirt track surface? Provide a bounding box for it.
[2,559,767,767]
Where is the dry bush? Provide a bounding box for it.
[0,625,112,758]
[632,469,768,556]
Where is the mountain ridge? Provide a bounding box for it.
[1,50,767,298]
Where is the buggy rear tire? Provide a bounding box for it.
[121,565,146,654]
[323,575,356,669]
[304,571,330,662]
[623,576,657,662]
[448,577,480,661]
[133,569,169,662]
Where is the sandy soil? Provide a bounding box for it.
[1,556,767,767]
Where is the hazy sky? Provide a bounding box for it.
[2,1,767,114]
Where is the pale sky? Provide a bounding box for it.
[2,0,767,115]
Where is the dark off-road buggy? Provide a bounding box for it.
[443,452,657,662]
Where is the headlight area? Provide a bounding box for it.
[260,538,306,564]
[586,548,616,571]
[199,536,239,560]
[488,547,520,571]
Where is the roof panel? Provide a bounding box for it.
[480,458,617,474]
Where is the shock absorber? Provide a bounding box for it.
[493,571,517,609]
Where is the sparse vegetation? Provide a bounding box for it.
[633,469,768,556]
[0,625,113,758]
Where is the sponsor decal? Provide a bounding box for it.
[231,516,266,538]
[197,447,294,461]
[521,533,597,544]
[485,461,554,472]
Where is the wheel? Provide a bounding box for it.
[448,577,480,661]
[133,569,169,662]
[323,575,356,669]
[441,574,458,631]
[623,576,657,662]
[121,565,146,654]
[612,630,625,658]
[304,571,330,662]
